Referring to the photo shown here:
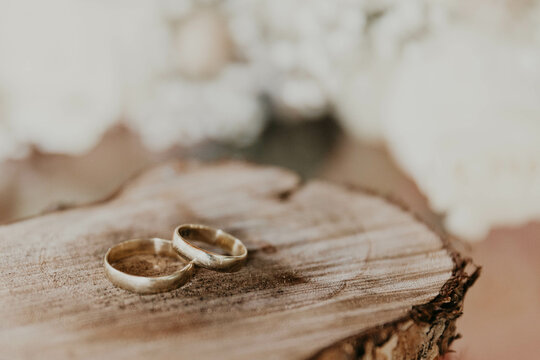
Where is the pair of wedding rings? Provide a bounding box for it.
[103,224,247,294]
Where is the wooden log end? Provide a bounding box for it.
[0,160,479,360]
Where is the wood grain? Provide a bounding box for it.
[0,161,477,359]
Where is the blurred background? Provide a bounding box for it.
[0,1,539,359]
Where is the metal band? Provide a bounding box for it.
[172,224,247,271]
[104,238,194,294]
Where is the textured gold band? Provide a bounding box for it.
[172,224,247,271]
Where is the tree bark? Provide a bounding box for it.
[0,161,478,359]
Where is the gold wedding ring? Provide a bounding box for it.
[173,224,247,271]
[104,238,194,294]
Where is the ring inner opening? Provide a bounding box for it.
[179,227,232,255]
[109,240,188,277]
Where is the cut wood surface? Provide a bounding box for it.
[0,161,478,359]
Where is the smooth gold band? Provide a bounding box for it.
[104,238,194,294]
[172,224,247,271]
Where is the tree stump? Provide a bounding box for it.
[0,161,478,359]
